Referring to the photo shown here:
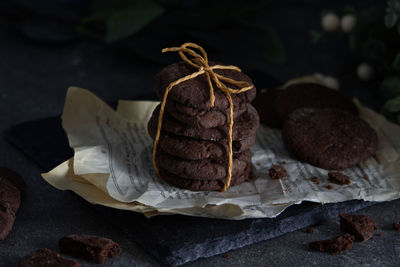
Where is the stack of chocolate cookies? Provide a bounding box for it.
[148,61,259,191]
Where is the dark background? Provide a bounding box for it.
[1,0,399,266]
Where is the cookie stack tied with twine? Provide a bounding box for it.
[147,43,259,192]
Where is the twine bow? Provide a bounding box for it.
[153,42,253,192]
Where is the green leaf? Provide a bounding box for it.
[348,31,359,54]
[392,53,400,72]
[385,0,400,27]
[385,12,398,27]
[309,30,323,43]
[18,19,80,42]
[362,39,386,63]
[342,5,356,15]
[382,94,400,113]
[260,25,286,65]
[379,76,400,100]
[105,0,164,43]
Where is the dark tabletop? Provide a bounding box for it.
[1,1,399,266]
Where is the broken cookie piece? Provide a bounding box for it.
[328,172,350,185]
[339,213,378,241]
[268,165,287,179]
[309,234,354,254]
[310,177,319,185]
[59,234,121,264]
[0,177,22,240]
[0,167,25,196]
[17,248,79,267]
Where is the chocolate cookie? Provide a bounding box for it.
[158,162,253,191]
[282,108,378,170]
[0,178,21,215]
[0,178,21,240]
[156,149,252,180]
[148,105,259,141]
[253,88,281,128]
[0,167,25,195]
[0,209,16,241]
[17,248,79,267]
[155,61,256,113]
[165,99,249,128]
[154,133,255,162]
[59,235,121,264]
[0,176,21,240]
[275,83,358,123]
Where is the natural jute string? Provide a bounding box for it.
[152,42,253,192]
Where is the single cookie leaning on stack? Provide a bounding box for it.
[148,44,259,191]
[282,108,377,170]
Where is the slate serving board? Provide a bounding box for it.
[5,117,375,266]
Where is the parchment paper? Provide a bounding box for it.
[42,86,400,219]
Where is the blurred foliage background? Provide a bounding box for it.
[0,0,399,124]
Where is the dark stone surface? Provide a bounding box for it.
[4,116,376,265]
[0,1,399,266]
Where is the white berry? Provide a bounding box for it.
[357,63,374,81]
[321,13,340,32]
[341,15,357,33]
[323,76,340,90]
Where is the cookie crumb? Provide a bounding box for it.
[376,232,383,237]
[339,213,378,241]
[281,161,287,164]
[310,177,319,185]
[256,162,261,166]
[225,253,232,259]
[59,235,121,264]
[306,227,314,234]
[9,242,16,247]
[328,172,350,185]
[269,165,287,179]
[325,185,333,190]
[363,174,369,181]
[393,222,400,231]
[18,248,79,267]
[309,234,354,254]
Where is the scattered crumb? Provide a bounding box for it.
[325,185,333,190]
[328,172,350,185]
[225,253,232,259]
[309,234,354,254]
[363,174,369,181]
[393,222,400,231]
[310,177,319,185]
[9,243,16,247]
[376,232,384,237]
[281,161,286,164]
[256,162,261,166]
[269,165,287,179]
[306,227,314,234]
[339,213,378,241]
